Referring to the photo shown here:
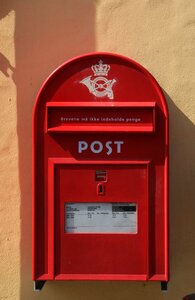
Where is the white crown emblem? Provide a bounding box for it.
[80,59,116,100]
[91,60,110,76]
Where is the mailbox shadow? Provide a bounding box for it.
[163,91,195,291]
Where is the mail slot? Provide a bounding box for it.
[32,52,169,291]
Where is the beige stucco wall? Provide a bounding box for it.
[0,0,194,299]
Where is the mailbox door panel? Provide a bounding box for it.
[54,162,150,280]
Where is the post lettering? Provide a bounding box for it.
[78,141,88,153]
[90,141,103,154]
[114,141,124,153]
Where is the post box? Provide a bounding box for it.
[33,52,169,291]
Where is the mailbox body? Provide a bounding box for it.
[33,53,168,282]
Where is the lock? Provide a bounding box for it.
[97,183,105,196]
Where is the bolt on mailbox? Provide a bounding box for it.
[33,52,169,291]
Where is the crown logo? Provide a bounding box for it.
[91,60,110,76]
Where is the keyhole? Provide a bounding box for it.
[97,183,105,195]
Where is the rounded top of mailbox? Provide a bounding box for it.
[34,52,168,117]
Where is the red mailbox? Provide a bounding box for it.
[33,52,169,291]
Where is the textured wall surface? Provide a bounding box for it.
[0,0,194,299]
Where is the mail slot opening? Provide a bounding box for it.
[46,102,156,133]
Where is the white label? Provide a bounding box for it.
[65,203,137,233]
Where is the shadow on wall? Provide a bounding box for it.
[15,1,96,299]
[164,91,195,293]
[1,0,96,299]
[0,52,15,77]
[0,1,15,78]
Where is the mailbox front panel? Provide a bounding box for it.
[33,52,168,283]
[54,162,149,279]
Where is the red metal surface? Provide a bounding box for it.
[32,52,169,282]
[46,102,155,133]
